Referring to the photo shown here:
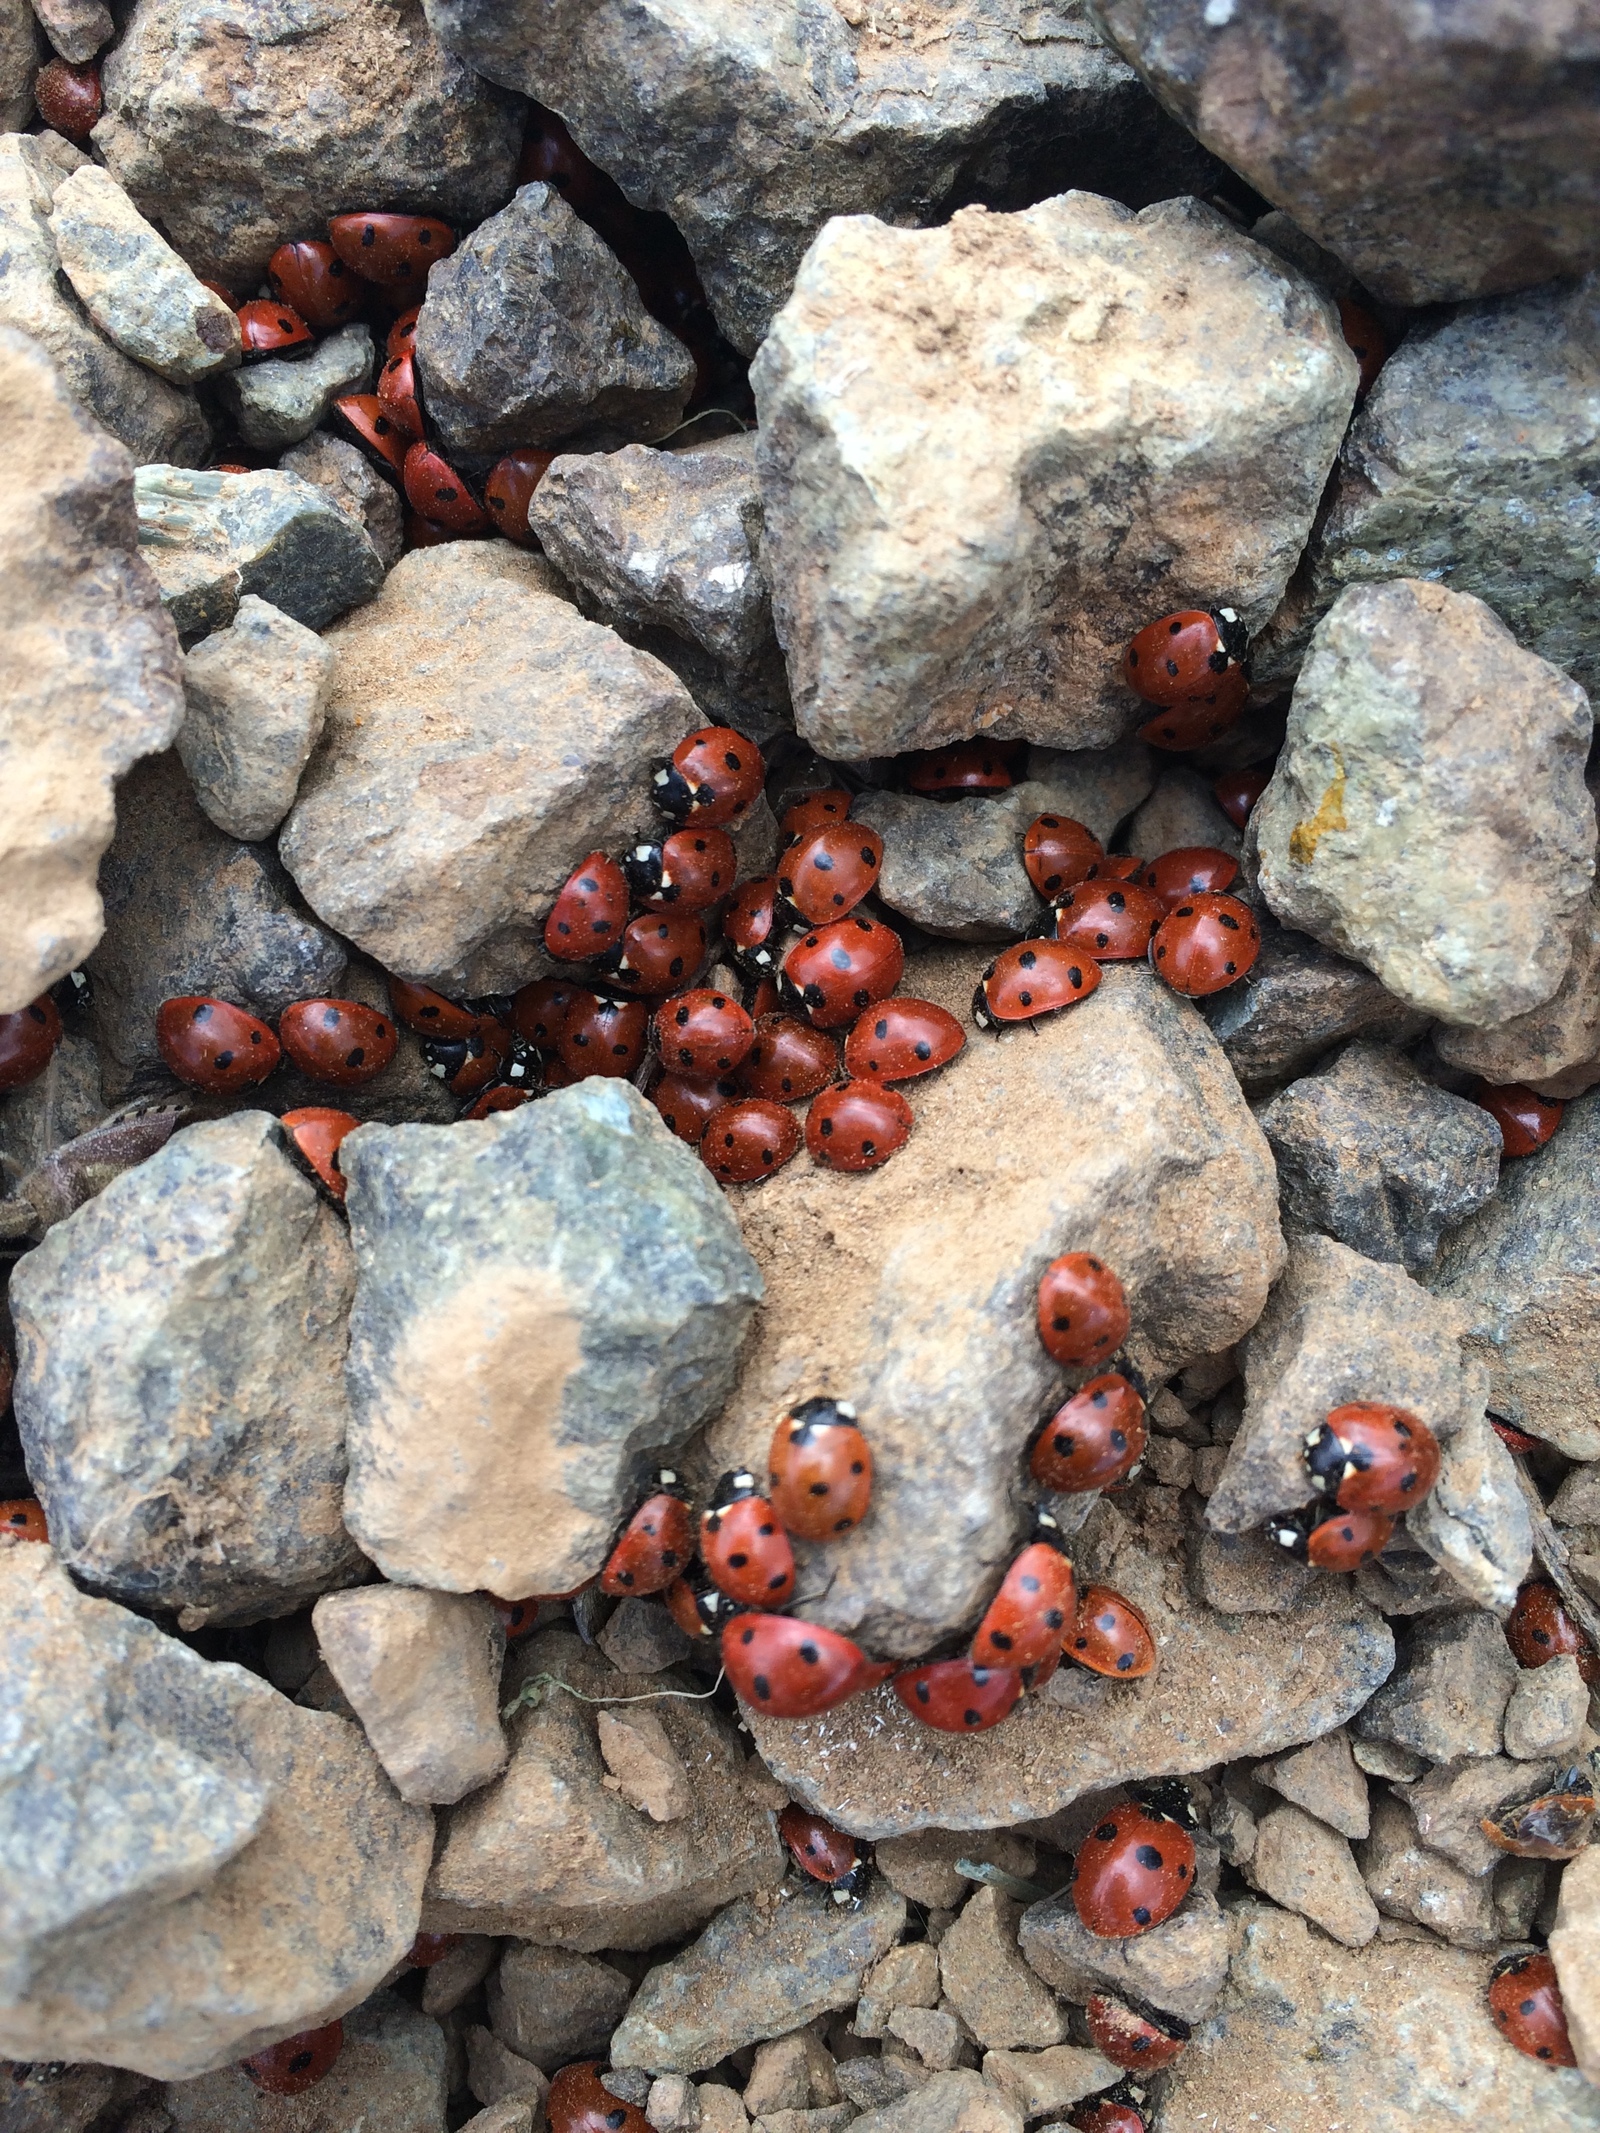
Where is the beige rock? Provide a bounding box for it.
[1357,1791,1497,1950]
[873,1833,1038,1916]
[1436,876,1600,1098]
[599,1707,694,1822]
[1247,1801,1379,1947]
[461,2103,535,2133]
[160,1991,447,2133]
[854,1942,943,2039]
[465,2026,548,2114]
[1127,765,1242,862]
[1019,1885,1230,2025]
[696,2086,750,2133]
[33,0,110,63]
[178,594,335,840]
[1405,1407,1534,1617]
[886,2007,962,2071]
[647,2073,701,2130]
[1552,1842,1600,2086]
[1405,1755,1560,1878]
[744,2032,838,2115]
[1256,1728,1370,1839]
[1504,1656,1590,1761]
[420,1933,497,2017]
[486,1943,632,2072]
[938,1889,1066,2051]
[979,2045,1120,2120]
[850,2070,1021,2133]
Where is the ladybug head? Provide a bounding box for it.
[623,842,666,899]
[785,1395,858,1442]
[1208,604,1251,671]
[971,978,997,1033]
[650,760,696,823]
[709,1468,761,1511]
[1267,1505,1314,1561]
[1031,1506,1072,1556]
[1127,1777,1199,1828]
[1302,1420,1346,1495]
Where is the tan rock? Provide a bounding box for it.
[177,594,335,841]
[744,2031,838,2115]
[938,1889,1066,2051]
[1256,1728,1370,1839]
[599,1708,695,1823]
[1019,1885,1229,2025]
[696,2086,750,2133]
[465,2027,547,2114]
[486,1943,632,2072]
[850,2070,1022,2133]
[1551,1842,1600,2085]
[872,1832,1037,1915]
[461,2103,535,2133]
[1436,875,1600,1097]
[854,1942,944,2040]
[979,2046,1120,2120]
[419,1933,498,2017]
[1504,1655,1590,1760]
[1357,1791,1497,1950]
[1247,1801,1379,1947]
[160,1992,447,2133]
[886,2007,962,2070]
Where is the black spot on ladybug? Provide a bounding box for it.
[1135,1844,1163,1869]
[215,1049,234,1069]
[1132,1905,1151,1925]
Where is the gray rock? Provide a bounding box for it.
[852,786,1055,943]
[341,1082,761,1598]
[646,2074,700,2132]
[419,1933,497,2017]
[1019,1885,1228,2024]
[1352,1737,1428,1785]
[0,1547,433,2080]
[1552,1463,1600,1526]
[462,2104,534,2133]
[0,2060,143,2133]
[465,2028,547,2115]
[1245,1801,1379,1948]
[278,430,405,573]
[609,1879,906,2075]
[11,1112,366,1626]
[1256,1042,1502,1273]
[1256,1727,1369,1840]
[1435,872,1600,1099]
[216,324,375,452]
[850,2071,1021,2133]
[1022,742,1157,845]
[1404,1408,1532,1617]
[178,595,336,841]
[1126,765,1242,860]
[486,1943,632,2071]
[1255,579,1595,1029]
[0,0,37,127]
[416,183,694,455]
[1404,1756,1558,1878]
[161,1992,449,2133]
[1184,1519,1315,1616]
[1356,1790,1497,1949]
[1504,1654,1590,1761]
[979,2048,1119,2122]
[1355,1611,1518,1763]
[32,0,111,60]
[871,1833,1036,1918]
[835,2061,925,2116]
[937,1888,1066,2051]
[135,465,386,637]
[755,193,1354,758]
[596,1596,695,1676]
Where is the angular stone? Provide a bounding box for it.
[11,1112,365,1626]
[1404,1408,1532,1617]
[0,1027,110,1219]
[646,2075,699,2133]
[34,0,112,61]
[1552,1842,1600,2085]
[885,2008,961,2071]
[598,1707,694,1823]
[755,194,1353,759]
[834,2061,923,2116]
[753,2112,855,2133]
[1246,1801,1379,1948]
[1127,766,1242,861]
[1019,1886,1228,2025]
[855,1943,943,2043]
[0,321,185,1013]
[1356,1790,1497,1950]
[1256,579,1596,1029]
[419,1934,497,2018]
[177,595,335,841]
[872,1832,1038,1916]
[463,2105,534,2133]
[980,2047,1118,2120]
[854,2071,1022,2133]
[696,2086,751,2133]
[597,1597,694,1677]
[1435,876,1600,1101]
[1404,1756,1558,1879]
[216,324,375,453]
[1355,1611,1518,1764]
[161,1993,448,2133]
[852,787,1053,944]
[486,1944,632,2071]
[937,1889,1066,2052]
[1184,1518,1315,1616]
[1504,1655,1589,1761]
[278,430,405,573]
[1256,1728,1369,1840]
[465,2028,547,2114]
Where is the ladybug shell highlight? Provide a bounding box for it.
[806,1081,913,1173]
[701,1476,796,1606]
[1305,1401,1441,1515]
[768,1396,872,1542]
[973,942,1100,1029]
[544,852,631,961]
[1054,882,1165,962]
[1472,1079,1564,1159]
[546,2058,650,2133]
[649,1070,739,1146]
[1150,891,1261,997]
[1085,1992,1190,2071]
[402,442,489,533]
[782,916,905,1030]
[652,726,765,828]
[844,998,964,1083]
[1212,764,1271,829]
[240,2021,344,2096]
[1030,1372,1146,1493]
[893,1656,1023,1733]
[1488,1949,1576,2067]
[1072,1799,1195,1937]
[484,449,556,545]
[971,1540,1076,1671]
[237,299,313,358]
[0,1499,48,1545]
[599,1490,693,1597]
[721,1612,881,1719]
[1036,1254,1130,1369]
[556,992,650,1080]
[156,996,281,1094]
[599,910,707,997]
[779,1804,860,1885]
[701,1097,802,1184]
[332,392,411,474]
[778,821,883,926]
[279,1106,360,1204]
[1023,813,1103,898]
[327,212,456,286]
[625,827,737,912]
[1138,847,1239,910]
[0,994,63,1091]
[1123,607,1247,707]
[267,239,361,332]
[278,998,397,1086]
[1067,1586,1157,1679]
[654,989,756,1077]
[1506,1582,1600,1685]
[1481,1769,1596,1860]
[738,1013,839,1104]
[782,789,853,838]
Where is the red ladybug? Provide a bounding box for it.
[492,1595,540,1641]
[156,996,281,1094]
[1085,1994,1190,2071]
[1054,882,1166,961]
[267,240,361,332]
[34,57,102,143]
[806,1080,913,1172]
[1212,765,1271,829]
[654,989,756,1077]
[387,306,420,357]
[1491,1417,1543,1455]
[971,1523,1076,1670]
[327,212,456,287]
[544,851,631,961]
[1305,1402,1442,1515]
[701,1473,796,1606]
[778,1804,862,1889]
[279,1105,360,1203]
[1137,669,1250,751]
[624,827,737,912]
[237,300,314,359]
[1072,1797,1195,1937]
[652,726,765,828]
[1067,1587,1157,1679]
[0,995,63,1091]
[782,916,905,1029]
[406,1931,461,1967]
[1070,2086,1150,2133]
[0,1500,48,1545]
[777,822,884,926]
[332,393,410,475]
[546,2059,650,2133]
[1268,1502,1394,1572]
[1488,1950,1576,2068]
[782,790,853,838]
[240,2022,344,2096]
[1086,855,1145,883]
[1338,295,1389,401]
[1482,1771,1596,1860]
[1123,608,1248,706]
[389,979,475,1041]
[600,1486,694,1596]
[423,1017,510,1097]
[1150,891,1261,997]
[1472,1080,1564,1159]
[402,442,489,534]
[768,1396,872,1541]
[904,743,1015,796]
[664,1573,736,1641]
[598,910,707,996]
[721,1613,883,1719]
[377,347,424,438]
[701,1097,802,1184]
[748,974,784,1022]
[278,998,397,1086]
[1037,1254,1130,1368]
[556,991,650,1080]
[843,998,964,1083]
[737,1013,838,1104]
[1137,848,1239,910]
[972,941,1100,1030]
[463,1084,535,1119]
[894,1656,1023,1733]
[1030,1372,1146,1492]
[1022,813,1104,898]
[1506,1582,1600,1685]
[509,976,582,1053]
[648,1070,739,1144]
[723,876,782,975]
[484,449,556,545]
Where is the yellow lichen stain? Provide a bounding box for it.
[1289,753,1347,867]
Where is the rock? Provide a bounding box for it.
[937,1888,1066,2051]
[1404,1408,1533,1617]
[1256,1042,1502,1274]
[1404,1756,1558,1879]
[276,543,698,990]
[1356,1791,1497,1949]
[486,1944,632,2071]
[0,138,208,465]
[696,2087,750,2133]
[341,1083,760,1598]
[135,465,385,638]
[752,2113,853,2133]
[1021,743,1157,845]
[278,431,404,572]
[1256,1728,1370,1840]
[1429,1090,1600,1458]
[1355,1611,1518,1764]
[1255,579,1596,1029]
[851,789,1048,945]
[11,1111,366,1626]
[1435,877,1600,1101]
[0,321,185,1012]
[872,1833,1038,1917]
[597,1597,695,1677]
[419,1934,498,2017]
[416,183,693,456]
[216,324,375,453]
[1504,1655,1590,1761]
[462,2105,534,2133]
[1245,1801,1379,1947]
[885,2007,961,2070]
[0,1548,433,2078]
[312,1587,507,1807]
[709,958,1285,1659]
[1126,766,1242,862]
[85,749,347,1101]
[848,2071,1020,2133]
[161,1993,448,2133]
[609,1879,906,2075]
[0,1027,107,1205]
[835,2062,923,2115]
[744,2032,839,2115]
[47,163,239,384]
[754,194,1354,759]
[34,0,112,61]
[177,595,336,842]
[0,2061,144,2133]
[96,0,521,287]
[1184,1516,1316,1617]
[855,1942,942,2041]
[1352,1738,1428,1785]
[1552,1842,1600,2085]
[426,1632,783,1947]
[647,2075,701,2133]
[1019,1886,1229,2024]
[598,1707,695,1823]
[979,2047,1120,2121]
[1206,1231,1484,1534]
[465,2028,547,2114]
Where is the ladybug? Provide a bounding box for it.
[423,1018,510,1098]
[1123,608,1249,706]
[1472,1080,1564,1159]
[1086,854,1145,883]
[768,1395,872,1541]
[545,2059,650,2133]
[483,448,556,545]
[509,976,583,1054]
[720,1612,884,1720]
[1054,882,1165,962]
[279,1106,360,1204]
[893,1656,1023,1733]
[747,973,784,1022]
[781,789,853,838]
[544,851,631,961]
[492,1594,541,1641]
[387,306,421,358]
[327,212,457,287]
[331,393,410,475]
[597,910,707,997]
[624,827,737,912]
[402,442,489,534]
[389,979,475,1041]
[737,1013,839,1104]
[651,726,765,828]
[778,1804,866,1902]
[1491,1417,1543,1454]
[237,301,314,360]
[1070,2084,1150,2133]
[1304,1402,1442,1515]
[156,996,281,1094]
[722,876,782,974]
[377,347,424,438]
[1030,1372,1146,1492]
[805,1080,913,1172]
[971,1519,1076,1671]
[777,822,884,927]
[1268,1502,1394,1572]
[972,941,1100,1030]
[1212,765,1272,829]
[701,1097,802,1184]
[1023,813,1104,898]
[653,989,756,1077]
[701,1472,796,1606]
[1072,1797,1195,1937]
[278,998,397,1086]
[1137,847,1239,910]
[664,1573,735,1640]
[843,998,964,1083]
[1482,1767,1596,1860]
[1506,1582,1600,1685]
[240,2022,344,2096]
[1338,294,1389,401]
[648,1070,739,1145]
[781,915,905,1029]
[600,1482,694,1597]
[0,1500,48,1545]
[1085,1993,1190,2071]
[0,995,63,1091]
[34,57,102,143]
[556,991,650,1080]
[463,1085,535,1119]
[1136,670,1250,751]
[1150,892,1261,997]
[904,743,1015,796]
[1488,1950,1576,2068]
[1036,1254,1131,1368]
[406,1931,462,1968]
[267,239,361,332]
[1067,1586,1157,1679]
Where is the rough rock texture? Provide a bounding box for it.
[1430,1089,1600,1459]
[598,1707,693,1823]
[11,1112,366,1626]
[708,958,1284,1659]
[597,1597,694,1677]
[178,595,336,842]
[1257,1042,1502,1274]
[1552,1843,1600,2087]
[0,1548,433,2080]
[416,183,694,455]
[1127,765,1242,861]
[161,1992,449,2133]
[216,324,375,453]
[342,1084,760,1598]
[277,543,699,991]
[754,193,1354,759]
[486,1943,632,2070]
[937,1889,1066,2050]
[1089,0,1600,307]
[1255,579,1596,1029]
[1020,1885,1228,2024]
[852,2070,1021,2133]
[0,323,185,1013]
[1403,1756,1556,1878]
[420,1934,496,2017]
[466,2028,548,2114]
[1404,1408,1532,1618]
[980,2047,1118,2120]
[1355,1611,1518,1764]
[1356,1790,1497,1949]
[96,0,522,286]
[278,430,404,573]
[1504,1654,1589,1760]
[1257,1728,1369,1840]
[34,0,112,62]
[1245,1801,1379,1947]
[312,1587,507,1806]
[1435,877,1600,1099]
[872,1831,1037,1916]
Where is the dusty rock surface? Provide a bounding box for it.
[1405,1408,1531,1617]
[34,0,111,62]
[1357,1790,1497,1949]
[1503,1653,1589,1760]
[486,1943,632,2070]
[1553,1843,1600,2086]
[278,431,405,573]
[1020,1884,1228,2023]
[938,1887,1066,2049]
[217,323,375,453]
[1257,1727,1370,1838]
[1355,1610,1518,1765]
[162,1992,448,2133]
[178,595,336,843]
[1434,872,1600,1098]
[1245,1800,1379,1947]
